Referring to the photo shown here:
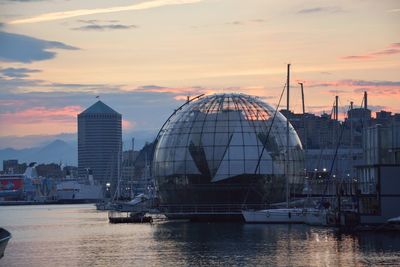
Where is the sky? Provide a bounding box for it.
[0,0,399,149]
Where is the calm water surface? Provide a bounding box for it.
[1,204,400,266]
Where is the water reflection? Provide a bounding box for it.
[152,222,400,266]
[1,205,400,266]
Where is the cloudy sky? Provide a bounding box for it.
[0,0,399,149]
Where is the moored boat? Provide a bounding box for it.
[0,228,11,259]
[304,208,330,226]
[386,216,400,230]
[56,179,103,203]
[56,170,103,204]
[108,211,153,224]
[242,208,305,223]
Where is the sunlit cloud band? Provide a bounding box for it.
[9,0,203,25]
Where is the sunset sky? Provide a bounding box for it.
[0,0,399,149]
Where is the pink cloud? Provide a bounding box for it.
[353,87,400,96]
[0,105,83,136]
[341,55,374,60]
[306,79,400,90]
[371,49,400,56]
[341,42,400,60]
[0,106,83,124]
[301,79,400,102]
[390,43,400,48]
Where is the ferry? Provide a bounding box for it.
[56,170,103,203]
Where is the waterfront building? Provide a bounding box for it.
[35,163,63,179]
[355,124,400,224]
[281,110,340,149]
[2,160,27,175]
[153,93,304,220]
[305,148,363,179]
[77,101,122,192]
[281,91,400,180]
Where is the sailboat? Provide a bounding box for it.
[96,144,122,211]
[111,151,155,212]
[242,208,306,223]
[242,64,308,224]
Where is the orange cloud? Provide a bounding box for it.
[134,85,218,101]
[122,119,134,130]
[173,95,190,101]
[134,84,277,101]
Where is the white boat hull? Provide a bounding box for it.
[242,209,305,223]
[57,180,103,203]
[387,216,400,230]
[304,209,329,226]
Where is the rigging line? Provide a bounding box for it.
[181,94,217,178]
[243,83,286,209]
[360,95,365,109]
[330,100,336,120]
[312,103,336,181]
[322,105,350,197]
[338,98,347,118]
[241,84,286,209]
[254,83,287,174]
[235,95,264,173]
[197,95,224,179]
[150,93,205,176]
[235,95,270,207]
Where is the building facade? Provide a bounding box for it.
[78,101,122,191]
[356,124,400,224]
[2,160,27,175]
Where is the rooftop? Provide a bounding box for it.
[80,100,120,115]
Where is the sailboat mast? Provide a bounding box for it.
[117,142,122,200]
[299,82,306,150]
[286,63,290,208]
[350,101,354,178]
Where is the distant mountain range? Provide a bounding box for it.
[0,139,77,169]
[0,130,157,170]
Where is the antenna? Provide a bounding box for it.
[364,91,368,110]
[131,137,135,162]
[335,95,339,121]
[298,82,305,114]
[299,82,307,151]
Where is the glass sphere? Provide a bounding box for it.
[153,93,304,212]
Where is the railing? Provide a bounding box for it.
[159,203,271,214]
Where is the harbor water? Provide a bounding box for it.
[1,204,400,266]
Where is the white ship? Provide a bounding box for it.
[56,170,103,203]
